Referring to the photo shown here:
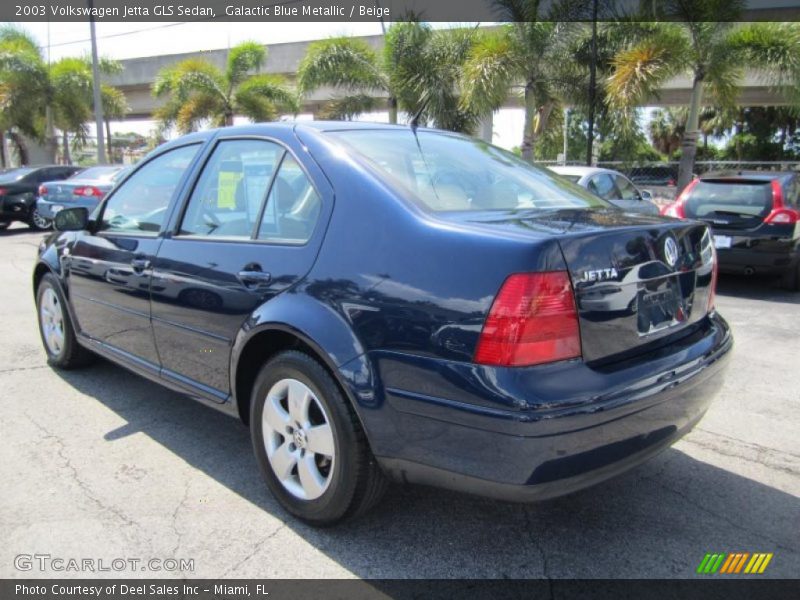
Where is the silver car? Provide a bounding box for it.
[548,166,659,215]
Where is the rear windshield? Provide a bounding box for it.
[558,174,581,183]
[70,166,122,181]
[0,168,35,183]
[685,180,773,219]
[328,130,609,212]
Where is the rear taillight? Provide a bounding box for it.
[74,186,104,197]
[764,180,798,224]
[474,271,582,367]
[660,179,699,219]
[765,209,799,224]
[38,185,47,196]
[0,187,7,195]
[667,178,676,186]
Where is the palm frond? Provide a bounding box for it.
[225,41,266,89]
[460,28,522,115]
[605,24,690,108]
[235,73,299,115]
[175,94,221,133]
[298,37,386,94]
[317,94,380,121]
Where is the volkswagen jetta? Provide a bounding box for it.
[33,122,732,525]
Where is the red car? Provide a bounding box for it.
[662,171,800,289]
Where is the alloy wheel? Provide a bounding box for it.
[32,209,52,230]
[39,287,65,356]
[261,378,335,500]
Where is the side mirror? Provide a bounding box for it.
[54,207,90,232]
[639,190,653,202]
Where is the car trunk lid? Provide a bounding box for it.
[448,209,715,364]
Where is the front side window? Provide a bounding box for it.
[100,144,199,235]
[615,175,639,200]
[587,174,619,200]
[179,139,283,239]
[328,130,608,212]
[257,154,322,244]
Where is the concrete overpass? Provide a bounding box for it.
[107,32,790,122]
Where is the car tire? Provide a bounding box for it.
[29,207,52,231]
[250,350,387,525]
[36,273,95,368]
[780,261,800,292]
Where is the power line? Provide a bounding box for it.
[40,22,192,49]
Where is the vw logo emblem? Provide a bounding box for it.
[664,237,679,267]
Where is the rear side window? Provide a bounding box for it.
[179,139,283,239]
[257,154,322,244]
[685,181,773,219]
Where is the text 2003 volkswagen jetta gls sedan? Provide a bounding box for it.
[34,122,732,525]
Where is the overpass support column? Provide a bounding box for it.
[478,112,493,143]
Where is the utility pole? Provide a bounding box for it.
[585,0,599,166]
[88,0,106,164]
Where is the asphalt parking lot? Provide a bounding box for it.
[1,223,798,579]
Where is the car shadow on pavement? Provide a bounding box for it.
[54,361,799,578]
[716,273,800,305]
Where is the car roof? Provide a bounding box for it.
[549,166,624,178]
[700,170,795,181]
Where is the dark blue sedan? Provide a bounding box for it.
[33,122,732,525]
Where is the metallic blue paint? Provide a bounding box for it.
[33,122,733,502]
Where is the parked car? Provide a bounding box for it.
[548,166,660,215]
[34,123,731,525]
[0,165,83,230]
[628,164,680,187]
[35,165,129,228]
[661,171,800,290]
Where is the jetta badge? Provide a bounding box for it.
[664,237,679,267]
[580,267,619,282]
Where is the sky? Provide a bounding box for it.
[12,20,547,151]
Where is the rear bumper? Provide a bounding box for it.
[369,313,732,502]
[717,245,798,275]
[36,198,98,220]
[0,195,33,221]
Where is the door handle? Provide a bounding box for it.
[130,258,151,274]
[237,269,272,287]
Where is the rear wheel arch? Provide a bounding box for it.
[233,325,374,441]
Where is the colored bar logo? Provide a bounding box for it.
[697,552,773,574]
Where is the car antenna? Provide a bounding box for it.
[409,97,430,133]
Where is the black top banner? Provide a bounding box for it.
[4,0,800,23]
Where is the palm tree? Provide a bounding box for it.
[298,21,480,132]
[49,57,94,164]
[0,26,47,165]
[0,27,127,164]
[101,85,129,163]
[460,3,584,162]
[153,41,298,133]
[648,108,685,159]
[298,36,388,121]
[606,1,800,190]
